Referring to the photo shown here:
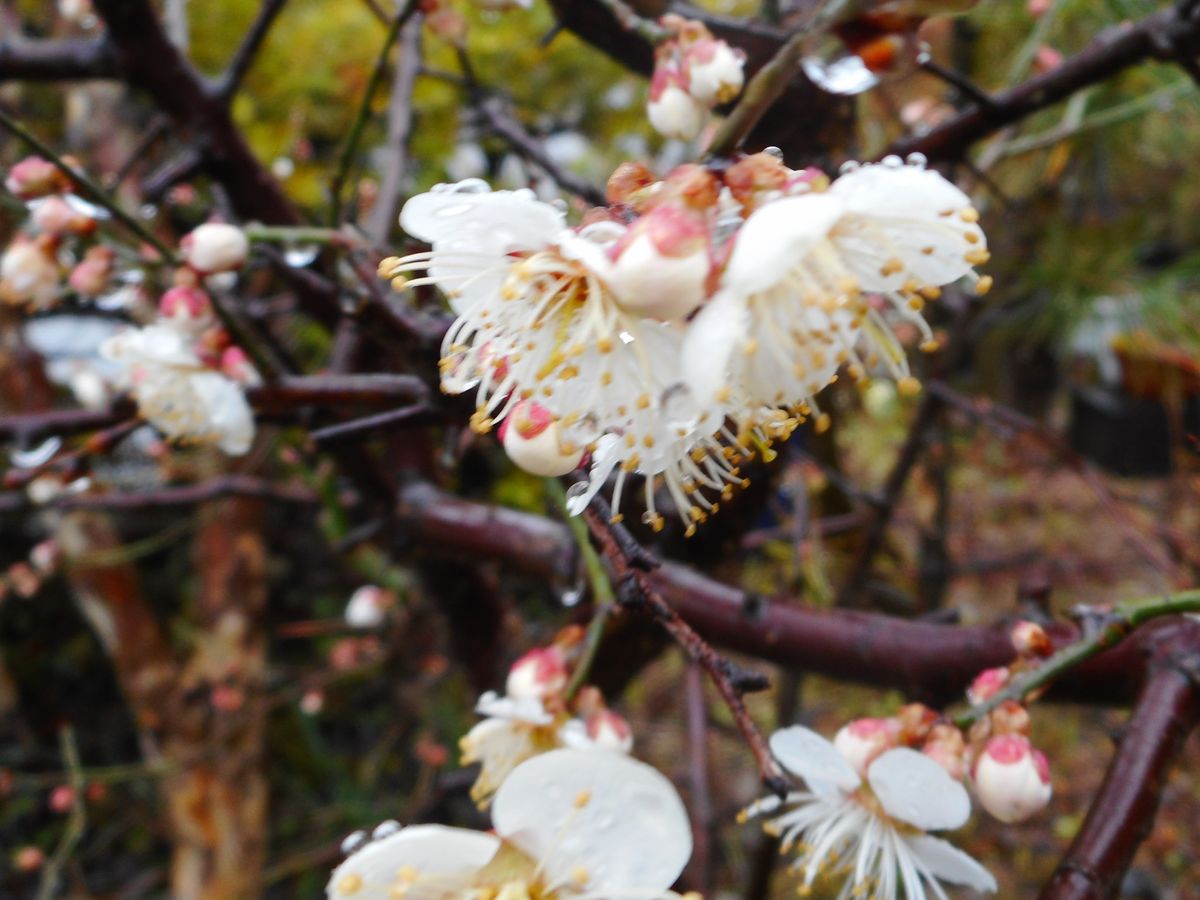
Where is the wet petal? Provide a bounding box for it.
[769,726,860,794]
[681,289,744,409]
[724,195,843,295]
[904,833,998,893]
[325,824,499,900]
[868,748,970,831]
[492,749,692,894]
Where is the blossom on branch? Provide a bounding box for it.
[743,725,996,899]
[327,749,693,899]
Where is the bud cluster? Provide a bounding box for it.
[647,17,746,140]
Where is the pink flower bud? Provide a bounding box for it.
[49,785,76,814]
[1033,45,1063,73]
[606,161,657,206]
[972,734,1052,824]
[607,204,710,321]
[68,246,114,297]
[30,540,61,574]
[159,284,214,332]
[31,196,95,236]
[1,239,60,310]
[922,723,967,781]
[833,717,900,776]
[344,585,390,629]
[8,562,40,599]
[1011,620,1052,658]
[181,223,249,274]
[1027,0,1050,14]
[13,846,45,873]
[498,400,583,477]
[300,689,325,715]
[647,65,707,141]
[4,157,68,199]
[584,708,634,753]
[683,38,745,105]
[506,646,568,701]
[967,666,1009,705]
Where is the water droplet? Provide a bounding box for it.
[138,204,158,220]
[340,830,368,855]
[640,511,656,526]
[11,437,61,469]
[905,152,928,169]
[371,820,401,841]
[284,244,319,268]
[565,481,590,504]
[564,413,600,446]
[660,383,698,432]
[763,146,784,159]
[881,154,903,168]
[838,160,861,175]
[448,178,491,194]
[800,32,880,96]
[560,587,584,608]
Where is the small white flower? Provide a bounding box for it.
[972,735,1052,824]
[686,157,988,430]
[506,646,569,701]
[744,725,996,900]
[1,240,60,310]
[499,401,584,477]
[647,67,707,141]
[684,38,745,106]
[182,223,250,274]
[327,749,692,899]
[100,324,255,455]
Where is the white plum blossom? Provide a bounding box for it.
[327,749,692,900]
[683,38,745,105]
[386,180,744,531]
[647,66,707,141]
[182,223,250,274]
[685,156,989,431]
[744,725,996,900]
[972,735,1052,824]
[101,323,256,455]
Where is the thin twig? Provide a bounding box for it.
[217,0,290,101]
[0,105,177,261]
[309,402,434,445]
[955,589,1200,728]
[37,726,87,900]
[704,31,805,159]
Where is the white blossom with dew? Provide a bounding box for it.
[387,181,746,531]
[100,323,256,456]
[742,725,996,900]
[685,156,989,433]
[327,749,693,900]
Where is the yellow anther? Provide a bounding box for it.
[596,337,614,353]
[396,866,419,884]
[337,874,364,896]
[960,207,980,223]
[908,297,925,312]
[898,376,922,397]
[815,413,831,434]
[570,866,590,887]
[390,276,409,293]
[920,285,941,301]
[743,338,759,355]
[975,274,994,295]
[636,393,650,410]
[643,435,655,448]
[574,789,592,808]
[920,245,935,255]
[964,231,980,244]
[716,386,732,402]
[965,248,991,265]
[879,257,904,276]
[601,371,613,386]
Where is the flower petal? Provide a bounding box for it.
[492,749,692,894]
[189,372,255,456]
[867,748,971,831]
[682,289,745,408]
[724,195,844,295]
[904,833,998,893]
[769,726,860,794]
[325,824,499,900]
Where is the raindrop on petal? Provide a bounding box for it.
[340,830,368,855]
[800,32,880,96]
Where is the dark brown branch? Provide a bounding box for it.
[1040,628,1200,899]
[0,38,120,81]
[891,2,1200,161]
[91,0,300,226]
[392,483,1188,708]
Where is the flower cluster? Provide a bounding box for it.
[328,749,693,900]
[101,224,258,456]
[1,156,110,310]
[744,711,997,900]
[647,17,746,141]
[383,151,988,533]
[459,630,633,806]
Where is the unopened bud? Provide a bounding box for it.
[833,717,899,777]
[30,540,61,574]
[498,401,583,477]
[584,709,634,753]
[4,157,69,199]
[967,666,1009,705]
[647,65,707,141]
[158,284,213,332]
[895,702,937,744]
[608,204,710,321]
[344,585,390,629]
[972,734,1052,824]
[68,246,114,297]
[990,699,1031,737]
[181,223,249,274]
[220,346,261,386]
[683,38,745,105]
[606,161,657,206]
[1011,620,1052,658]
[48,785,75,814]
[13,845,45,873]
[506,646,568,701]
[1,239,60,310]
[922,723,966,781]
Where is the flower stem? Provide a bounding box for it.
[0,105,178,263]
[954,588,1200,729]
[243,224,359,246]
[591,0,669,44]
[327,0,420,228]
[548,479,615,701]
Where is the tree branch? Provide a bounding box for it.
[0,38,119,81]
